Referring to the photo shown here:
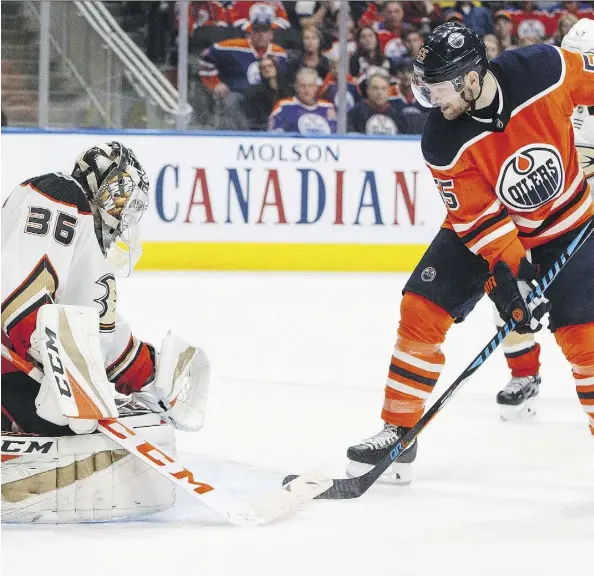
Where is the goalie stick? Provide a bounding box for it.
[1,344,332,525]
[284,216,594,500]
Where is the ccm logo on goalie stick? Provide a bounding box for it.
[100,419,215,495]
[44,327,72,398]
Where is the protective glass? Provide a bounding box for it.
[411,73,465,108]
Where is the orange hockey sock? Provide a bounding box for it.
[555,323,594,436]
[382,294,454,428]
[504,341,541,378]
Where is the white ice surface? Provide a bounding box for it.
[3,272,593,576]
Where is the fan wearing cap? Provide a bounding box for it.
[493,10,519,52]
[346,22,594,484]
[198,10,287,100]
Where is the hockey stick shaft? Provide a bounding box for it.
[306,216,594,500]
[1,344,331,524]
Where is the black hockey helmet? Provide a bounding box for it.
[412,22,488,108]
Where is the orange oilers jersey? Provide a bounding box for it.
[422,44,594,275]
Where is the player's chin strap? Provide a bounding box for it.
[460,80,484,111]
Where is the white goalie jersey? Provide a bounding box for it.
[1,172,154,394]
[573,105,594,183]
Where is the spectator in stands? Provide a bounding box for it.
[401,2,442,34]
[287,26,330,87]
[229,1,290,31]
[268,67,337,134]
[375,2,412,61]
[350,26,391,98]
[509,3,558,43]
[390,58,427,133]
[285,1,340,31]
[444,11,464,25]
[402,28,425,60]
[242,56,291,131]
[323,16,358,61]
[548,1,594,17]
[187,2,231,31]
[452,1,493,37]
[348,72,407,135]
[552,13,579,46]
[483,34,502,60]
[318,58,361,113]
[199,12,287,102]
[359,1,386,28]
[493,10,518,52]
[518,35,543,47]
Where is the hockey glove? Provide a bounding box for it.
[131,343,172,415]
[485,258,550,334]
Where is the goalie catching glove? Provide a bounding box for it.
[485,258,550,334]
[132,333,211,432]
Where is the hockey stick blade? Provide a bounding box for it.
[283,217,594,500]
[1,344,330,525]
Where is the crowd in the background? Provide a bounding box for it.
[123,1,594,134]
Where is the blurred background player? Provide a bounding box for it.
[494,18,594,421]
[346,22,594,485]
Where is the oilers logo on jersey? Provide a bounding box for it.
[496,144,564,212]
[365,114,399,136]
[297,113,332,135]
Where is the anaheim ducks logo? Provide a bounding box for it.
[496,144,564,212]
[576,144,594,180]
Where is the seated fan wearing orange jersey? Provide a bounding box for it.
[346,22,594,485]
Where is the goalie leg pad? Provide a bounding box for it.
[1,413,176,523]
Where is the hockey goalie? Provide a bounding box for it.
[1,142,210,523]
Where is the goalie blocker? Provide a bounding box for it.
[2,304,211,523]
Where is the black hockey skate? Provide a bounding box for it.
[496,374,541,420]
[346,423,417,485]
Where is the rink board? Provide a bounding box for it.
[1,129,445,271]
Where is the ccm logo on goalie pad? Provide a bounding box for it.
[45,327,72,398]
[1,438,56,455]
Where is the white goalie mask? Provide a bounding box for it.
[72,142,149,276]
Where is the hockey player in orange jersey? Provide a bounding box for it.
[493,18,594,421]
[347,22,594,484]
